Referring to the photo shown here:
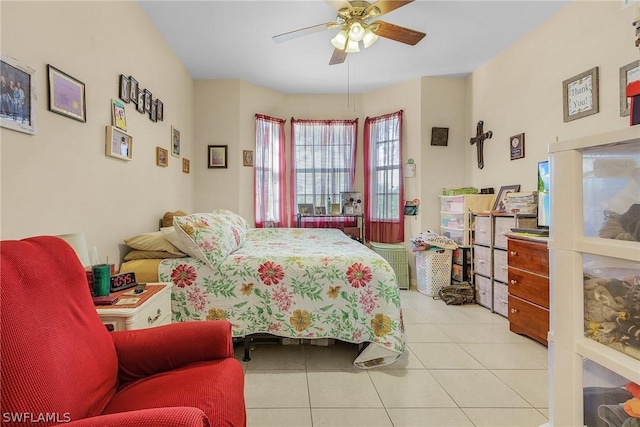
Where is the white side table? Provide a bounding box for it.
[95,283,172,331]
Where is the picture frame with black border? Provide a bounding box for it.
[509,133,525,160]
[620,60,640,117]
[143,89,151,113]
[47,64,86,123]
[0,53,37,135]
[136,88,144,113]
[129,76,138,105]
[119,74,129,103]
[492,185,521,212]
[208,145,227,168]
[156,99,163,121]
[150,99,157,122]
[562,67,599,122]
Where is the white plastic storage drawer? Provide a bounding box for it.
[475,274,492,309]
[440,212,465,230]
[441,228,464,246]
[493,249,508,283]
[493,281,508,317]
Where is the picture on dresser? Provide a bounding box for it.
[492,185,521,212]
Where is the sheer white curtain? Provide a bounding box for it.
[290,118,358,226]
[255,114,287,227]
[364,110,404,243]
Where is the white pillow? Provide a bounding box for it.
[161,226,196,257]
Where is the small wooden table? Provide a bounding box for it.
[95,283,172,331]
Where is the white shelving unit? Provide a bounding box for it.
[439,194,496,246]
[548,127,640,426]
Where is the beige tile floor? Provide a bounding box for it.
[236,288,549,427]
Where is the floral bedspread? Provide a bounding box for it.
[158,228,405,368]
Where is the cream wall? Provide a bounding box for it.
[468,0,636,192]
[0,1,194,267]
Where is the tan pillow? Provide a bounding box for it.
[162,210,188,228]
[119,259,162,283]
[124,231,184,256]
[123,250,186,261]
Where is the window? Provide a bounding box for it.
[290,118,358,219]
[364,110,404,243]
[254,114,287,227]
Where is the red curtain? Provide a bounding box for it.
[254,114,287,228]
[364,111,404,243]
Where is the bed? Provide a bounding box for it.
[121,210,406,368]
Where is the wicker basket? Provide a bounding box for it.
[416,248,452,296]
[369,242,409,290]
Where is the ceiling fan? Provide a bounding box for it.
[272,0,426,65]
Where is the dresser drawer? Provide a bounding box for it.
[507,239,549,276]
[493,249,508,283]
[96,284,173,331]
[508,268,549,308]
[475,274,492,309]
[508,294,549,345]
[474,216,491,246]
[127,294,171,329]
[473,245,491,277]
[493,281,508,317]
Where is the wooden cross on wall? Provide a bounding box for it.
[469,120,493,169]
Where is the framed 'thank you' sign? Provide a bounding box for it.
[562,67,599,122]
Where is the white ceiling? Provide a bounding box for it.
[138,0,570,94]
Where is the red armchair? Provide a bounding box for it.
[0,236,246,427]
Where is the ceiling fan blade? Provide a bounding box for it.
[329,48,348,65]
[273,22,336,44]
[371,20,426,45]
[325,0,353,13]
[365,0,413,17]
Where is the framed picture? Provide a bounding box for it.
[156,147,168,167]
[404,205,418,216]
[509,133,525,160]
[0,53,37,135]
[492,185,521,212]
[431,127,449,146]
[129,76,138,105]
[297,203,313,215]
[47,64,86,122]
[562,67,599,122]
[243,150,253,166]
[119,74,130,103]
[143,89,151,113]
[150,99,157,122]
[331,203,341,215]
[136,88,144,113]
[620,60,640,117]
[171,126,180,157]
[182,158,190,173]
[112,99,127,131]
[105,126,133,161]
[315,206,327,215]
[156,99,163,121]
[340,191,362,214]
[208,145,228,168]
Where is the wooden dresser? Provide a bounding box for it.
[506,234,549,345]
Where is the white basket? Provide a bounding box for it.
[416,248,452,296]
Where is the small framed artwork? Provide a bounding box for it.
[119,74,130,103]
[509,133,525,160]
[562,67,599,122]
[47,64,86,122]
[156,99,163,121]
[182,158,190,173]
[297,203,313,215]
[105,125,133,161]
[150,99,157,122]
[1,53,37,135]
[431,127,449,146]
[112,99,127,131]
[208,145,228,168]
[620,60,640,117]
[129,76,138,105]
[156,147,168,167]
[331,203,341,215]
[404,205,418,216]
[143,89,152,113]
[315,206,327,215]
[136,88,144,113]
[171,126,180,157]
[492,184,521,212]
[243,150,253,167]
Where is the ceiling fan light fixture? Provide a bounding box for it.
[362,28,378,48]
[331,29,348,50]
[348,22,365,42]
[345,39,360,53]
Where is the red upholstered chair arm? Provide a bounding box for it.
[112,320,235,383]
[64,407,210,427]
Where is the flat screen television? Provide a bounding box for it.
[537,160,550,229]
